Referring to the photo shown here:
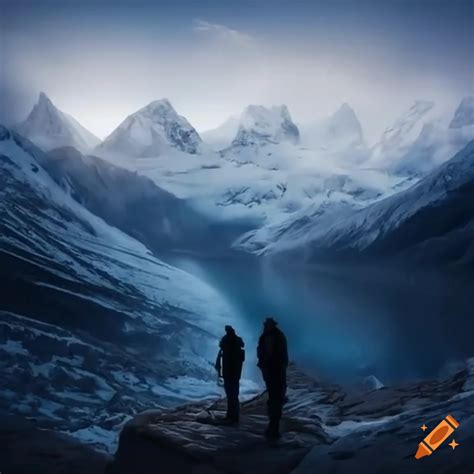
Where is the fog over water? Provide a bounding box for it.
[166,254,474,385]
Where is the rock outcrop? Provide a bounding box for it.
[108,362,474,473]
[0,412,109,474]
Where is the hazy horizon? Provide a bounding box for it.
[2,0,473,142]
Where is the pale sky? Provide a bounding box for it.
[1,0,473,143]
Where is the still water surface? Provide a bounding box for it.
[167,254,474,385]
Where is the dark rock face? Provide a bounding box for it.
[41,145,212,253]
[109,362,474,473]
[0,412,109,474]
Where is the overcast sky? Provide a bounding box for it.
[1,0,473,142]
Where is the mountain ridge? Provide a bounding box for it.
[96,99,202,158]
[15,92,100,153]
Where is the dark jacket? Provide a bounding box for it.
[217,333,245,379]
[257,327,288,372]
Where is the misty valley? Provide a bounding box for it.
[166,255,474,385]
[1,90,473,473]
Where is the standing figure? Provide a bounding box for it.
[257,317,288,439]
[216,325,245,423]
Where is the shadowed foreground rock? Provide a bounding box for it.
[0,412,109,474]
[109,362,474,474]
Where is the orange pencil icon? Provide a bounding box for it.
[415,414,459,459]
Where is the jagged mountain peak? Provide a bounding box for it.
[97,98,202,157]
[327,102,363,135]
[37,91,54,107]
[242,104,291,121]
[137,98,176,116]
[450,96,474,129]
[335,102,356,115]
[370,100,436,164]
[300,103,367,162]
[388,99,435,130]
[232,104,300,147]
[26,92,62,124]
[14,92,100,153]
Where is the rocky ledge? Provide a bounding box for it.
[0,412,110,474]
[108,362,474,474]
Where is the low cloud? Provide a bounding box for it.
[193,19,254,47]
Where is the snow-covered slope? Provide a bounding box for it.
[218,104,302,168]
[121,133,401,232]
[449,96,474,129]
[93,99,470,255]
[370,100,436,167]
[93,103,401,236]
[15,92,100,153]
[368,98,474,177]
[301,103,368,163]
[201,115,240,150]
[230,105,300,148]
[390,97,474,176]
[202,105,299,152]
[96,99,202,158]
[28,144,214,253]
[0,125,244,452]
[238,141,474,264]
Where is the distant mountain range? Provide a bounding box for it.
[8,92,474,267]
[236,140,474,265]
[15,92,474,175]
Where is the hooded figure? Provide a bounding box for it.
[257,317,288,439]
[215,325,245,423]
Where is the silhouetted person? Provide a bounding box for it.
[257,317,288,439]
[215,325,245,423]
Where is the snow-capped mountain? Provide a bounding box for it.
[105,99,401,235]
[230,105,300,148]
[201,115,240,150]
[389,97,474,176]
[301,103,368,163]
[237,140,474,265]
[97,99,202,158]
[14,92,100,153]
[216,104,301,168]
[133,120,402,228]
[450,96,474,129]
[0,125,244,452]
[370,100,435,167]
